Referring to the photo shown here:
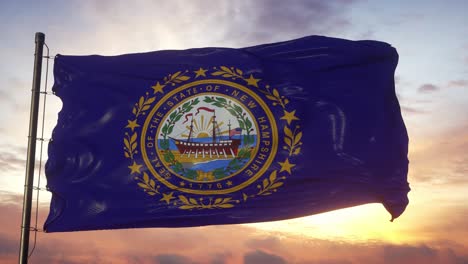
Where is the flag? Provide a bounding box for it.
[44,35,409,232]
[229,127,242,138]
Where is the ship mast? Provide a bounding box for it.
[228,120,231,140]
[187,115,194,142]
[212,110,216,143]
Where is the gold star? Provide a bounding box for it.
[160,192,175,204]
[126,119,140,131]
[226,180,233,186]
[278,158,295,174]
[151,81,165,94]
[245,74,260,87]
[128,161,143,174]
[280,110,299,125]
[194,67,207,78]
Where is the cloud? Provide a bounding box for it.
[245,236,282,251]
[418,84,439,93]
[0,233,17,256]
[401,106,426,115]
[56,0,359,56]
[210,252,232,264]
[0,146,26,172]
[447,80,468,88]
[383,244,437,263]
[244,250,287,264]
[382,244,468,264]
[409,123,468,186]
[155,254,195,264]
[415,80,467,95]
[1,194,468,264]
[0,144,44,179]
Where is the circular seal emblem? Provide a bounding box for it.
[124,67,302,209]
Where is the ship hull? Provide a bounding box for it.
[170,138,241,159]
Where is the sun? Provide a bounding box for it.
[181,114,229,138]
[197,132,210,138]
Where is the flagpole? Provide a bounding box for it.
[19,32,45,264]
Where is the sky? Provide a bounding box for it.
[0,0,468,263]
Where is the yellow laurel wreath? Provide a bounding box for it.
[132,92,156,118]
[211,66,245,80]
[177,195,238,210]
[136,172,159,195]
[163,71,191,86]
[284,125,303,156]
[123,132,138,159]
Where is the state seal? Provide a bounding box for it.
[124,67,302,209]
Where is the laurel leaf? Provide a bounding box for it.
[142,105,151,111]
[147,191,156,196]
[132,107,137,115]
[167,126,174,135]
[266,95,277,101]
[214,198,223,204]
[284,99,290,105]
[222,197,232,203]
[137,182,148,189]
[179,205,196,210]
[271,182,283,189]
[178,195,189,204]
[143,172,149,183]
[171,71,181,80]
[262,192,272,196]
[284,126,293,139]
[150,179,156,188]
[245,118,252,129]
[124,152,130,158]
[243,193,248,201]
[220,66,233,74]
[138,96,145,108]
[124,138,130,150]
[273,89,280,98]
[189,198,198,205]
[131,132,137,143]
[269,170,277,182]
[222,74,233,78]
[131,142,137,151]
[178,76,190,81]
[284,137,292,147]
[212,71,224,76]
[293,147,301,155]
[235,68,243,75]
[218,203,234,208]
[294,132,303,145]
[262,178,269,189]
[146,97,156,105]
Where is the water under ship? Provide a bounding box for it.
[169,110,241,159]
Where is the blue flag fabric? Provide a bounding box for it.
[44,36,409,232]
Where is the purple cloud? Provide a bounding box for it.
[418,84,439,93]
[448,80,468,88]
[244,250,287,264]
[154,254,194,264]
[401,106,425,115]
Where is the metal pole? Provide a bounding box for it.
[19,32,45,264]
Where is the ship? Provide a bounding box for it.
[169,108,241,159]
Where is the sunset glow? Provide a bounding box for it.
[0,0,467,263]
